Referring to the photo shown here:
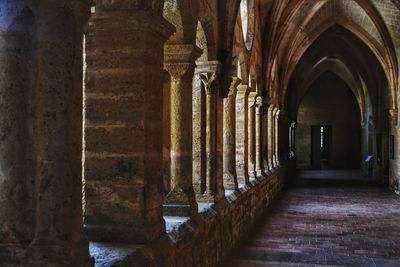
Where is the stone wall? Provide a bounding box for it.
[296,72,361,169]
[90,165,289,267]
[167,166,288,267]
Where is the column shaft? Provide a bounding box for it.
[197,61,224,203]
[223,78,241,190]
[262,99,270,172]
[248,93,257,180]
[274,110,281,167]
[206,89,217,196]
[267,106,274,170]
[193,73,207,197]
[164,45,202,216]
[255,97,265,177]
[236,85,250,185]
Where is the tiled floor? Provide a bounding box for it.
[223,170,400,267]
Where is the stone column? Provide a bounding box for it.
[278,111,288,163]
[274,109,281,167]
[193,73,207,199]
[0,1,92,265]
[84,6,175,243]
[197,61,225,203]
[236,85,250,186]
[388,109,398,190]
[267,105,275,171]
[163,45,202,216]
[289,122,296,158]
[223,77,241,190]
[255,97,266,177]
[262,99,271,173]
[248,92,257,180]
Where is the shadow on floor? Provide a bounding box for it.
[293,169,382,187]
[221,169,400,267]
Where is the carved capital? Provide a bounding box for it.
[389,108,398,126]
[164,44,202,80]
[248,92,258,108]
[273,109,281,119]
[237,84,250,95]
[164,62,194,81]
[256,96,263,108]
[255,96,263,114]
[200,72,219,95]
[228,77,242,97]
[196,61,221,95]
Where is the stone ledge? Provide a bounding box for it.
[164,216,197,243]
[87,164,289,267]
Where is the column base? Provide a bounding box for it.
[256,170,267,179]
[248,170,257,183]
[237,174,251,188]
[164,187,198,217]
[223,171,238,191]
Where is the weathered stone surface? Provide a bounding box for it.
[0,1,92,266]
[84,9,174,243]
[3,0,400,266]
[255,96,266,177]
[248,92,257,180]
[223,77,241,190]
[163,44,202,216]
[236,85,250,186]
[192,73,207,200]
[195,61,225,204]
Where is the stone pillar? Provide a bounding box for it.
[388,109,398,190]
[278,111,288,163]
[84,5,175,243]
[267,105,275,171]
[289,122,296,158]
[163,45,202,216]
[248,92,257,180]
[236,84,250,186]
[197,61,225,203]
[255,97,266,177]
[262,99,271,173]
[273,109,281,167]
[0,1,92,265]
[223,77,241,190]
[193,73,207,199]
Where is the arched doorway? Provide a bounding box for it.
[296,71,361,170]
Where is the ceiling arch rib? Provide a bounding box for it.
[284,23,388,124]
[294,58,366,122]
[265,0,399,110]
[281,19,396,110]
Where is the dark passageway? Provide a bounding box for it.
[1,1,399,266]
[223,170,400,267]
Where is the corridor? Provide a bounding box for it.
[224,170,400,267]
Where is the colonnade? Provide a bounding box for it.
[0,3,284,265]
